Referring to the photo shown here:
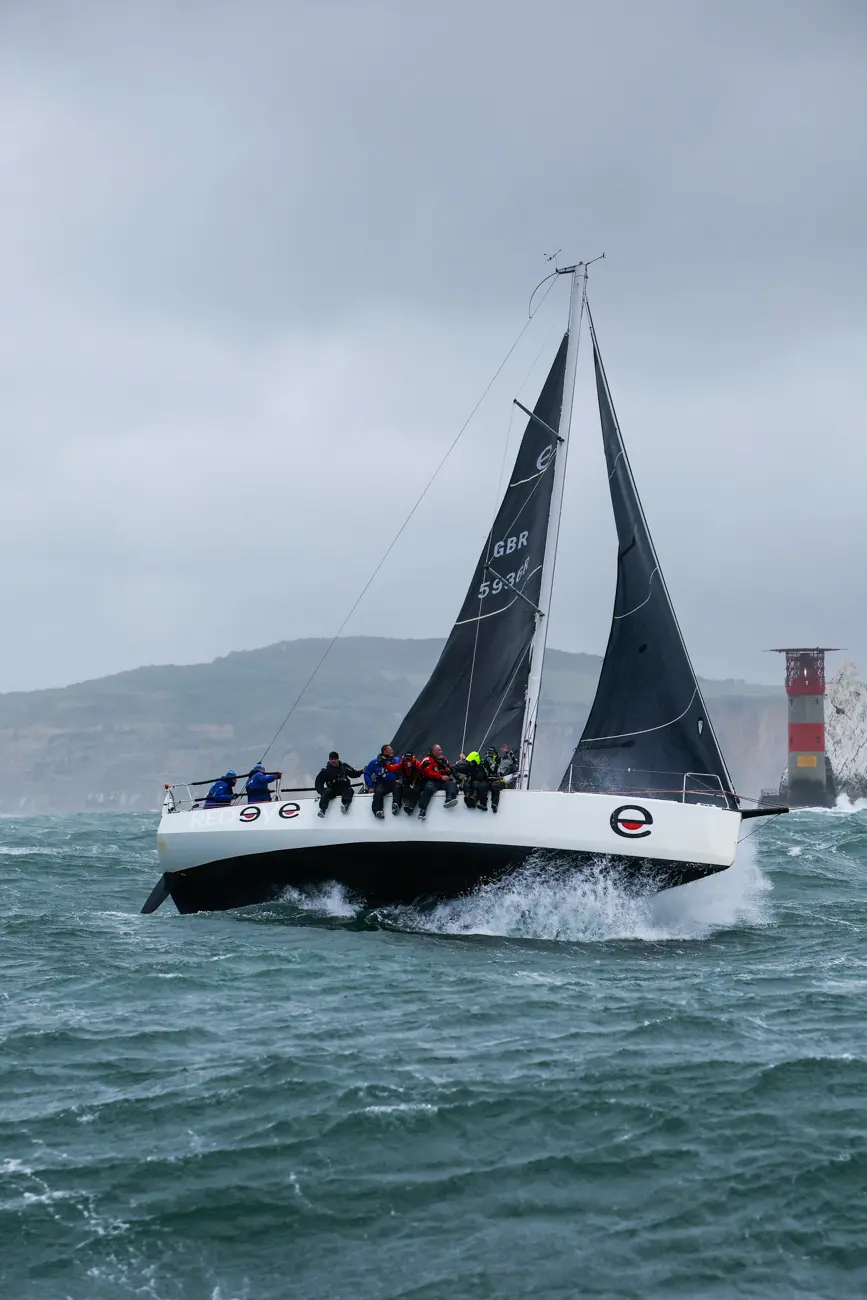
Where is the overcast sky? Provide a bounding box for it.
[1,0,866,692]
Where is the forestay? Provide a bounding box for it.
[393,335,569,762]
[561,311,738,808]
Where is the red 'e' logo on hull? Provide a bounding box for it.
[610,805,653,839]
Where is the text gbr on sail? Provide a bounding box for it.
[492,530,528,558]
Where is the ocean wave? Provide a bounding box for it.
[792,794,867,816]
[2,809,864,1300]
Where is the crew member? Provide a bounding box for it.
[482,747,505,813]
[363,744,403,818]
[315,751,363,816]
[454,751,484,809]
[499,746,518,787]
[245,763,281,803]
[416,745,458,821]
[453,752,472,804]
[400,752,422,814]
[203,770,238,808]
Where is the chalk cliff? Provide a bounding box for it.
[825,660,867,801]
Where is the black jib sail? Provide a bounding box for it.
[561,312,738,808]
[393,335,569,764]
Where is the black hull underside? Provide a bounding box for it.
[142,841,729,915]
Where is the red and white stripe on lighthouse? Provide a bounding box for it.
[770,648,838,806]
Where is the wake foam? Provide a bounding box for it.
[286,843,772,943]
[279,883,360,919]
[392,842,770,942]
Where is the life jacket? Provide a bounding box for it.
[420,752,451,782]
[454,755,481,784]
[401,754,420,781]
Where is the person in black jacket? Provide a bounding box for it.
[481,748,506,813]
[454,751,484,808]
[315,751,363,816]
[499,746,518,788]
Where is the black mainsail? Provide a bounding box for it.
[561,312,737,808]
[393,335,569,763]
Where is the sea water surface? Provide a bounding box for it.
[2,808,867,1298]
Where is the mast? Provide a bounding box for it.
[517,263,586,788]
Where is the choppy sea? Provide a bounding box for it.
[3,808,867,1298]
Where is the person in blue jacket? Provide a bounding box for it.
[203,770,238,808]
[363,744,403,818]
[245,763,281,803]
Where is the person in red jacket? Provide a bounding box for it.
[400,752,422,814]
[416,745,458,821]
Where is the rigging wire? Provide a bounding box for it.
[259,273,563,762]
[492,401,518,539]
[516,318,561,405]
[737,821,764,845]
[492,291,561,512]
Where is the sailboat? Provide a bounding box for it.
[142,265,785,917]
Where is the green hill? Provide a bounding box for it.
[0,638,785,813]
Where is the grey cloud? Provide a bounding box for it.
[0,0,865,692]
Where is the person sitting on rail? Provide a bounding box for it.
[481,747,506,813]
[363,744,403,819]
[454,754,493,811]
[453,751,482,808]
[203,770,238,808]
[499,746,518,787]
[400,752,422,815]
[416,745,458,821]
[452,752,469,799]
[316,751,363,816]
[245,763,282,803]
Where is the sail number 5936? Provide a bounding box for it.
[478,554,531,599]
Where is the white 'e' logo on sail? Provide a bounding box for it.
[537,445,554,472]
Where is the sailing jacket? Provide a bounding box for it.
[245,770,280,802]
[204,777,236,806]
[400,755,421,783]
[482,754,503,784]
[453,756,481,785]
[315,761,363,794]
[364,755,402,789]
[419,753,453,784]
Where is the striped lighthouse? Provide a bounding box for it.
[771,648,838,808]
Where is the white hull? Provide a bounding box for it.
[145,789,741,914]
